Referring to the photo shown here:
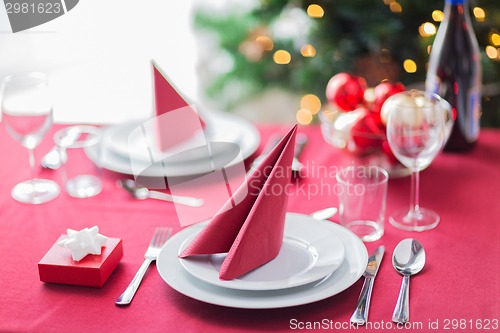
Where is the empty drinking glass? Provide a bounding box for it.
[383,90,451,231]
[55,125,103,198]
[1,72,59,204]
[336,165,388,242]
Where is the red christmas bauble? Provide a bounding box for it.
[381,140,398,165]
[326,73,367,111]
[373,82,406,115]
[351,109,385,151]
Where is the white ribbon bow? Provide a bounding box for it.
[58,226,108,261]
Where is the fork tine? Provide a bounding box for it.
[165,228,173,244]
[153,227,172,248]
[155,228,165,247]
[150,228,161,246]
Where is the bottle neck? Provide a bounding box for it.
[444,0,470,18]
[445,0,469,9]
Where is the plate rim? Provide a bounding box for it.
[178,218,346,291]
[157,212,368,309]
[87,112,260,177]
[104,121,238,165]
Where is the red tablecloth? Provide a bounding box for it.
[0,124,499,333]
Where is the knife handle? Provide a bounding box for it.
[350,276,374,325]
[294,133,307,158]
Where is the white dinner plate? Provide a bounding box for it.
[157,213,368,309]
[178,217,345,291]
[104,118,240,164]
[86,112,260,178]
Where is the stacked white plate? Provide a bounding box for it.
[157,213,368,309]
[86,112,260,178]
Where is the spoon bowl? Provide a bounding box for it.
[392,238,426,323]
[393,239,426,275]
[120,179,204,207]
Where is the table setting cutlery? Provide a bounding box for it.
[247,134,280,174]
[119,179,204,207]
[350,245,385,325]
[6,69,431,318]
[392,238,426,323]
[116,227,172,305]
[310,207,338,220]
[155,126,368,308]
[156,226,431,316]
[292,133,307,174]
[248,132,307,175]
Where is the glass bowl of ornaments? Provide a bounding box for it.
[319,73,410,177]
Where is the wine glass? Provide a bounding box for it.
[383,90,451,231]
[1,72,60,204]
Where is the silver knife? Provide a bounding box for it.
[248,133,307,175]
[247,134,280,174]
[350,245,385,325]
[291,133,307,174]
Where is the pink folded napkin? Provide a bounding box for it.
[179,125,297,280]
[153,63,205,151]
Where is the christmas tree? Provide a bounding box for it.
[194,0,500,127]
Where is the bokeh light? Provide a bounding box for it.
[273,50,291,64]
[473,7,486,22]
[300,44,317,57]
[419,22,437,37]
[300,94,322,114]
[403,59,417,73]
[307,4,324,18]
[296,108,313,125]
[255,35,274,51]
[485,46,498,59]
[390,2,402,13]
[432,10,444,22]
[490,32,500,46]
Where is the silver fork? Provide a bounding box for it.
[115,227,172,305]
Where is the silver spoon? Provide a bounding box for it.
[41,127,82,170]
[310,207,338,220]
[392,238,426,323]
[119,179,204,207]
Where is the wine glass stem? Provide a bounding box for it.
[409,169,420,214]
[28,147,37,182]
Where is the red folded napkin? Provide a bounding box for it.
[179,125,297,280]
[152,63,205,151]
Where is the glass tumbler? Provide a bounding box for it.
[336,165,388,242]
[55,125,102,198]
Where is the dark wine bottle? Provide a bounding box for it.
[426,0,482,152]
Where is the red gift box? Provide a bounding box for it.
[38,236,123,288]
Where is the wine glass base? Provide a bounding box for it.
[12,179,60,204]
[389,208,440,232]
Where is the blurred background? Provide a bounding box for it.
[0,0,499,127]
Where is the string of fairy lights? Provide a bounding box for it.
[249,1,499,125]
